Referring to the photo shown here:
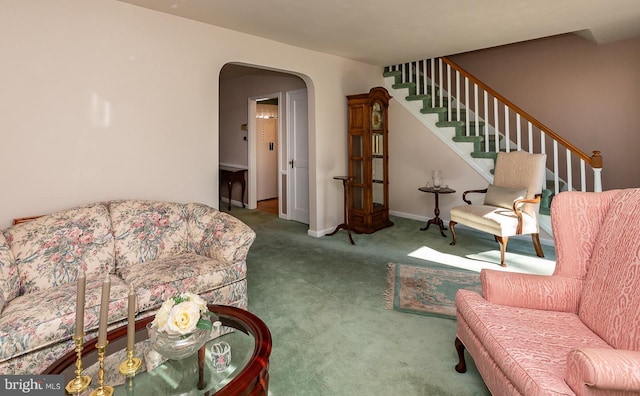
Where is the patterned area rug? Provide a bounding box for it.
[385,262,482,319]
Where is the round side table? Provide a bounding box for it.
[418,186,456,237]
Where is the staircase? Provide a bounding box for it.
[383,57,603,233]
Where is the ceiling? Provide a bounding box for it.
[118,0,640,66]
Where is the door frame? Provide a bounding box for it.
[247,92,283,212]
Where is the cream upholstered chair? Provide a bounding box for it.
[449,151,547,267]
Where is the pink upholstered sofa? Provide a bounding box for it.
[454,189,640,395]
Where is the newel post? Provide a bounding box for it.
[591,151,603,192]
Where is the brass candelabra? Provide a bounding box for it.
[90,342,113,396]
[118,348,142,377]
[65,334,92,394]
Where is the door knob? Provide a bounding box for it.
[289,159,294,168]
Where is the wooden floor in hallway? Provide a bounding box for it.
[257,198,278,215]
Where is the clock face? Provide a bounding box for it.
[372,102,383,130]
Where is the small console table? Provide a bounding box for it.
[418,186,456,237]
[220,166,247,211]
[327,176,355,245]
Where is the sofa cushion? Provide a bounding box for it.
[110,200,189,269]
[4,203,115,295]
[456,289,612,395]
[0,274,130,363]
[0,233,18,303]
[116,253,245,312]
[578,188,640,351]
[450,205,538,236]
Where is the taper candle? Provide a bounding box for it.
[97,274,111,346]
[127,286,135,351]
[75,271,86,338]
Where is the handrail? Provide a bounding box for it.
[440,57,602,169]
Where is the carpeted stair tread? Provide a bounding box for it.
[392,82,416,96]
[436,120,465,128]
[406,94,431,101]
[421,106,448,115]
[470,151,498,160]
[383,70,403,84]
[453,136,483,143]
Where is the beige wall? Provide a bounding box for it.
[0,0,383,231]
[388,101,485,223]
[449,34,640,190]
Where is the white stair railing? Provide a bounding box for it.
[387,58,603,193]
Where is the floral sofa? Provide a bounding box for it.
[454,189,640,395]
[0,199,256,374]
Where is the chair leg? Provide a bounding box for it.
[495,235,509,267]
[455,337,467,373]
[532,233,544,258]
[449,221,457,246]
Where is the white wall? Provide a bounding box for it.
[0,0,383,231]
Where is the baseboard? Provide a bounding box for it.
[219,197,246,210]
[389,209,429,223]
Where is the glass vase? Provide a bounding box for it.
[147,323,210,360]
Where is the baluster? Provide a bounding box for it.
[528,122,533,153]
[504,104,510,152]
[516,114,522,151]
[494,97,500,152]
[446,64,452,121]
[438,59,444,108]
[580,159,587,192]
[455,71,461,126]
[422,59,428,96]
[566,148,572,191]
[484,91,489,152]
[553,141,559,195]
[464,77,469,136]
[474,83,479,138]
[431,59,436,108]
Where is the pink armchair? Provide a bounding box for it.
[454,189,640,395]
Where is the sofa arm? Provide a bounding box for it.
[187,203,256,264]
[566,348,640,394]
[481,269,583,313]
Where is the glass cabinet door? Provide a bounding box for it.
[372,133,384,207]
[350,134,364,210]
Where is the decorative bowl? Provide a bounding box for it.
[147,323,210,360]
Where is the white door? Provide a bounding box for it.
[256,117,278,201]
[286,89,309,224]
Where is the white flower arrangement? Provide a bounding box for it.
[151,292,213,335]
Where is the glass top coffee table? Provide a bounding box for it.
[44,305,271,396]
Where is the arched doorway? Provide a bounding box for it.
[218,64,309,224]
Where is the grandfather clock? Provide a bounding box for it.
[347,87,393,234]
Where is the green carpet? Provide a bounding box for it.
[224,206,556,395]
[385,263,482,319]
